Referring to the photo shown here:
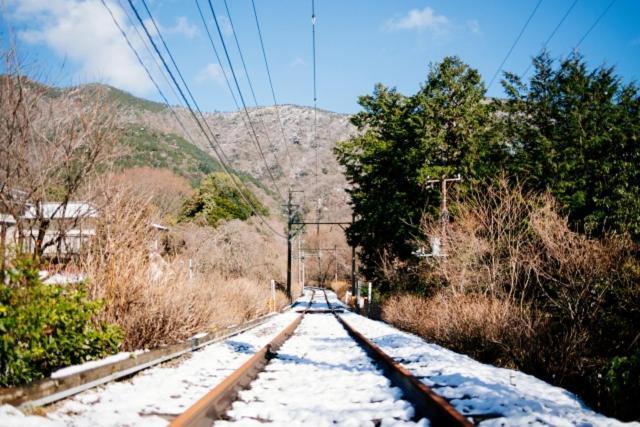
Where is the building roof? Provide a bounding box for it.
[0,214,16,225]
[22,202,98,220]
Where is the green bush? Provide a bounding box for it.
[0,259,123,386]
[604,351,640,420]
[179,172,269,227]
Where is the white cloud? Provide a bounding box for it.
[289,57,307,68]
[467,19,481,35]
[196,63,224,85]
[385,7,450,36]
[219,16,234,37]
[164,16,198,38]
[10,0,154,95]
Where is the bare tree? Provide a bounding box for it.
[0,48,117,268]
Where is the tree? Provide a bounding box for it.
[0,51,116,267]
[502,52,640,239]
[335,57,496,284]
[178,172,268,227]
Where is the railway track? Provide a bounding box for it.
[171,288,471,427]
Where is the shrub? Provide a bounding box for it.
[83,180,287,350]
[0,258,122,386]
[178,172,268,227]
[603,351,640,420]
[381,292,540,367]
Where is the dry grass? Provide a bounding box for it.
[387,178,640,407]
[382,292,541,366]
[81,176,287,350]
[329,279,350,300]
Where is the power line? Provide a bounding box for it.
[194,0,241,111]
[205,0,284,200]
[522,0,578,79]
[194,0,260,165]
[222,0,288,185]
[111,0,286,238]
[575,0,616,49]
[250,0,293,176]
[487,0,543,90]
[311,0,318,195]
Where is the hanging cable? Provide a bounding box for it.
[194,0,256,160]
[205,0,285,200]
[109,0,286,238]
[521,0,578,79]
[487,0,543,90]
[312,0,318,195]
[222,0,288,186]
[194,0,241,111]
[250,0,293,176]
[575,0,616,49]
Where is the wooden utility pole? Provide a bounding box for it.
[425,174,463,255]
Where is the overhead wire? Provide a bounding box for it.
[311,0,318,197]
[108,0,286,238]
[194,0,259,167]
[487,0,543,90]
[521,0,578,79]
[137,0,284,201]
[574,0,616,49]
[250,0,293,176]
[221,0,289,185]
[205,0,285,200]
[194,0,242,111]
[311,0,320,259]
[140,0,282,199]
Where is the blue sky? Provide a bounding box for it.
[2,0,639,113]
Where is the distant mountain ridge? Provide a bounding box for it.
[21,79,355,220]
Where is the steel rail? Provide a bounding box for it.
[170,291,316,427]
[322,290,472,427]
[0,308,291,409]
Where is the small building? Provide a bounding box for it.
[1,202,98,260]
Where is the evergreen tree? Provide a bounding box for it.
[335,57,495,283]
[502,52,640,238]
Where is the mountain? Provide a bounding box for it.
[17,79,355,221]
[84,84,356,221]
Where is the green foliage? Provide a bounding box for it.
[604,351,640,420]
[178,172,268,227]
[335,56,496,282]
[106,86,167,112]
[502,52,640,239]
[116,125,222,185]
[0,258,123,386]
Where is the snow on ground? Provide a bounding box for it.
[50,351,148,379]
[0,310,300,427]
[1,289,636,426]
[218,291,427,427]
[339,311,638,427]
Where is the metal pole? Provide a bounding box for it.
[334,244,338,283]
[286,190,292,301]
[367,281,372,318]
[270,279,276,312]
[298,235,302,296]
[301,251,305,293]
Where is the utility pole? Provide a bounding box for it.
[351,213,358,313]
[334,244,338,283]
[425,174,463,255]
[285,189,303,301]
[286,190,292,301]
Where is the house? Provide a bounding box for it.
[1,201,98,260]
